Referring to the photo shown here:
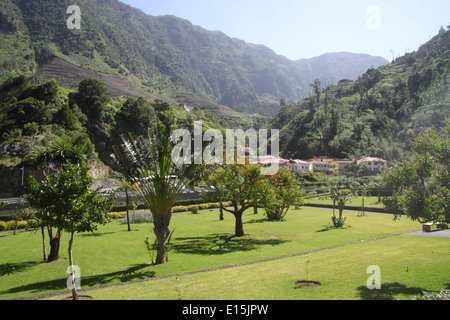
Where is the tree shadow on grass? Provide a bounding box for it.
[77,230,123,238]
[245,217,290,224]
[357,282,433,300]
[245,217,269,224]
[1,263,155,298]
[0,261,37,276]
[315,225,351,233]
[171,233,288,255]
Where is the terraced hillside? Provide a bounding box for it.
[40,58,162,101]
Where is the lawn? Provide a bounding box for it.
[306,196,385,209]
[0,207,448,300]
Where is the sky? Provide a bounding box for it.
[119,0,450,61]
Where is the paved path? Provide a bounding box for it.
[403,229,450,238]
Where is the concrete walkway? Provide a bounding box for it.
[403,229,450,238]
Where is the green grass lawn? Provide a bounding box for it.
[306,196,385,209]
[0,207,448,300]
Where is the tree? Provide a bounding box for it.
[328,184,340,218]
[23,139,88,262]
[26,161,114,300]
[112,123,202,264]
[204,154,266,236]
[115,97,157,138]
[382,123,449,224]
[310,78,322,104]
[77,79,111,111]
[329,185,353,228]
[77,79,115,159]
[261,167,304,221]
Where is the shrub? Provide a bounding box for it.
[0,221,6,231]
[108,211,127,219]
[189,205,199,214]
[331,216,346,228]
[262,167,304,221]
[5,220,28,231]
[172,206,188,213]
[414,290,450,300]
[122,210,153,224]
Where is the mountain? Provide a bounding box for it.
[273,28,449,162]
[0,0,387,116]
[295,52,389,86]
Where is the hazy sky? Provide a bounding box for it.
[119,0,449,61]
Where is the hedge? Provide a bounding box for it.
[0,202,234,230]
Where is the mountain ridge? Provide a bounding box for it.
[273,28,449,162]
[295,52,389,86]
[1,0,388,115]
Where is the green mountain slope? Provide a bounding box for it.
[0,75,249,194]
[0,0,387,116]
[274,29,450,162]
[295,52,389,86]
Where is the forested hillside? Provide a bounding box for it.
[0,0,386,116]
[0,0,448,197]
[273,28,449,162]
[0,77,241,170]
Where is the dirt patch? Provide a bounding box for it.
[295,281,321,287]
[62,295,93,300]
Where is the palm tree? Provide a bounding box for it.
[35,139,87,173]
[112,124,202,264]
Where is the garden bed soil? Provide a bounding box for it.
[295,281,321,287]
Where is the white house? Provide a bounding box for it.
[357,157,388,173]
[286,159,313,173]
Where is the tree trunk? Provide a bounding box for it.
[338,201,344,220]
[47,228,62,262]
[68,232,78,300]
[153,214,172,264]
[332,199,336,217]
[41,225,47,262]
[155,234,167,264]
[219,206,224,221]
[126,188,131,232]
[234,211,245,237]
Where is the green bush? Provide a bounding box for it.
[172,206,188,213]
[5,220,28,231]
[189,205,199,214]
[0,221,6,231]
[108,211,127,219]
[123,211,153,224]
[110,201,229,216]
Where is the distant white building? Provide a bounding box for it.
[310,156,334,174]
[357,157,388,173]
[258,155,288,166]
[286,159,313,173]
